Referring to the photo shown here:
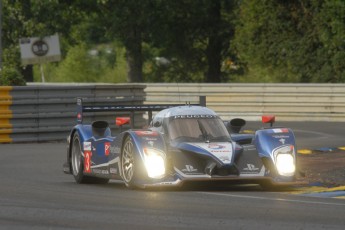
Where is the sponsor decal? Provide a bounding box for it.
[173,115,217,119]
[77,98,82,106]
[93,169,109,175]
[273,135,290,139]
[83,142,91,151]
[193,142,233,164]
[110,168,117,174]
[240,166,265,177]
[105,142,110,156]
[279,138,286,145]
[110,146,121,154]
[182,165,198,173]
[243,164,259,172]
[219,156,230,163]
[160,182,177,185]
[144,137,158,141]
[246,148,256,151]
[135,131,158,136]
[201,143,231,153]
[208,144,225,150]
[84,151,92,173]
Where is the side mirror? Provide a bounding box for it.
[116,117,130,126]
[262,115,275,127]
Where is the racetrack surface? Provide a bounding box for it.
[1,121,345,229]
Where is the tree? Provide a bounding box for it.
[147,0,237,82]
[98,0,157,82]
[313,0,345,82]
[234,0,345,83]
[1,0,32,81]
[0,66,26,86]
[2,0,93,82]
[204,0,236,82]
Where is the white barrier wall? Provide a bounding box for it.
[144,83,345,121]
[1,83,344,143]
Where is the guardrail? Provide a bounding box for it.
[144,83,345,121]
[0,84,146,143]
[1,83,345,143]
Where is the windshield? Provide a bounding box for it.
[168,117,230,143]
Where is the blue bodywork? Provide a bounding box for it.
[64,104,300,188]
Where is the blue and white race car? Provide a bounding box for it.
[63,97,300,189]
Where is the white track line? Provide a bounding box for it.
[200,192,345,206]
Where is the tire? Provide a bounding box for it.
[121,136,137,188]
[70,132,109,184]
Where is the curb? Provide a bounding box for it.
[290,186,345,199]
[298,147,345,155]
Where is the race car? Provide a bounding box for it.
[63,97,299,189]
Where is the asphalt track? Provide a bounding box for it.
[0,121,345,230]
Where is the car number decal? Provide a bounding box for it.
[84,151,92,173]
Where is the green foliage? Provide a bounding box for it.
[2,0,344,83]
[233,0,345,83]
[2,46,21,69]
[34,43,126,83]
[313,0,345,82]
[0,67,26,86]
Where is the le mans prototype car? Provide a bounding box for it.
[63,97,299,189]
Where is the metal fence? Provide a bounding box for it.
[1,83,345,143]
[0,84,146,143]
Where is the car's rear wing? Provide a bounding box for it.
[76,96,206,126]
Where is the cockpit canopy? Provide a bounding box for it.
[168,116,230,143]
[150,106,230,143]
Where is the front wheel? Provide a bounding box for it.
[121,136,137,188]
[70,132,109,184]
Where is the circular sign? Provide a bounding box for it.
[31,40,49,56]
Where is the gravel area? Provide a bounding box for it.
[298,150,345,187]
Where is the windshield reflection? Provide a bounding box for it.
[168,118,230,143]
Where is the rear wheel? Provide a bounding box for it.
[71,132,109,184]
[121,136,137,188]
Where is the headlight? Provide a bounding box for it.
[273,145,296,177]
[276,154,296,176]
[143,148,166,179]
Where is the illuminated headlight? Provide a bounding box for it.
[276,154,296,176]
[273,145,296,177]
[143,148,166,179]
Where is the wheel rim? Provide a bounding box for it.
[71,137,81,176]
[122,138,134,183]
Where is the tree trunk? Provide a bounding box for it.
[205,0,222,83]
[126,27,143,83]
